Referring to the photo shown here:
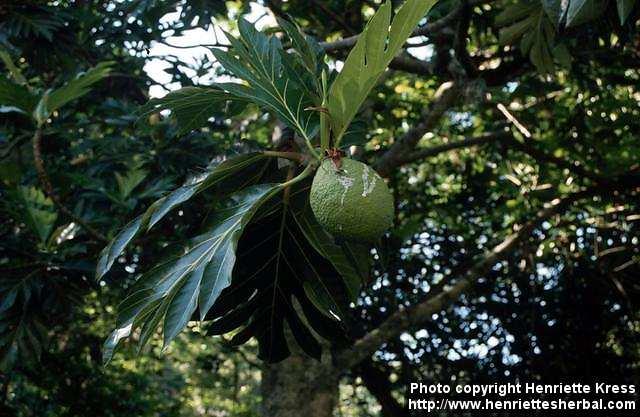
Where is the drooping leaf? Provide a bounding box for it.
[103,183,282,363]
[96,153,268,279]
[34,61,114,124]
[327,0,438,144]
[293,204,369,302]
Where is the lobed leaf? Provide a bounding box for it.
[327,0,438,144]
[103,183,283,363]
[210,19,321,140]
[96,153,268,280]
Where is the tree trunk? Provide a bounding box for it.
[261,353,339,417]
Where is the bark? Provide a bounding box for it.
[261,353,339,417]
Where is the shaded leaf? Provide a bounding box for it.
[293,204,369,302]
[617,0,637,24]
[0,76,37,115]
[200,181,360,362]
[35,61,113,124]
[542,0,569,27]
[566,0,606,27]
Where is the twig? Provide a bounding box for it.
[32,128,108,243]
[320,1,474,52]
[309,0,356,35]
[394,130,510,165]
[496,103,531,138]
[375,81,461,177]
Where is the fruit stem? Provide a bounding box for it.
[320,70,330,151]
[280,161,317,188]
[262,151,305,163]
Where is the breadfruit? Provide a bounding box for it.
[310,158,394,242]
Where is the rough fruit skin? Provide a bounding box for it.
[310,158,394,242]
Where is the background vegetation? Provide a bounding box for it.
[1,0,639,416]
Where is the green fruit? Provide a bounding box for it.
[310,158,394,242]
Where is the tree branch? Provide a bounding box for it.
[320,1,471,53]
[394,130,511,165]
[32,128,108,243]
[335,182,636,369]
[503,135,605,184]
[375,80,462,177]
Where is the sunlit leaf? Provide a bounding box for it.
[327,0,438,144]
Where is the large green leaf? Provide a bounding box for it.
[327,0,437,144]
[103,183,282,363]
[34,61,113,124]
[96,153,268,279]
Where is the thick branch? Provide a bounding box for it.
[32,128,108,243]
[335,186,614,369]
[375,81,462,177]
